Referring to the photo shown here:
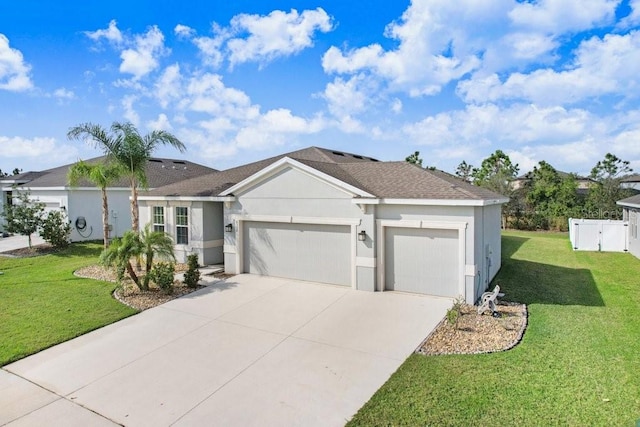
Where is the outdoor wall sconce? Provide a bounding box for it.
[358,230,367,241]
[225,223,233,233]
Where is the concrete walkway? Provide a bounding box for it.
[1,275,451,426]
[0,235,46,253]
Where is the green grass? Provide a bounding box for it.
[348,231,640,426]
[0,243,137,366]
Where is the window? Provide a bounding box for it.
[152,206,164,232]
[631,211,638,240]
[176,207,188,244]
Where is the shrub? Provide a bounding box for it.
[149,262,175,294]
[183,253,201,288]
[39,210,71,248]
[446,296,465,330]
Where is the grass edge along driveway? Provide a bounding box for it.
[348,231,640,426]
[0,243,137,366]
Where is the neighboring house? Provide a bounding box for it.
[617,194,640,258]
[512,170,594,194]
[139,147,508,304]
[0,157,217,241]
[621,174,640,191]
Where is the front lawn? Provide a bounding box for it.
[348,231,640,426]
[0,243,137,366]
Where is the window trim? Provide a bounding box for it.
[175,206,189,245]
[152,206,165,233]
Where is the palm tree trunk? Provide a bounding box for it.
[131,177,139,232]
[126,262,142,290]
[101,188,109,249]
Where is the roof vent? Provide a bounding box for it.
[352,155,363,159]
[149,159,162,163]
[173,161,186,165]
[332,151,345,156]
[369,158,379,162]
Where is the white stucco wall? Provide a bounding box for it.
[627,208,640,259]
[66,189,131,242]
[140,200,224,265]
[224,167,367,287]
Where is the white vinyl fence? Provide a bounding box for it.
[568,218,629,252]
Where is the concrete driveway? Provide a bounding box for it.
[1,275,451,426]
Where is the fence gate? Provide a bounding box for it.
[569,218,629,252]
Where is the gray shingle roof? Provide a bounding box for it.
[12,157,217,189]
[145,146,505,201]
[618,194,640,206]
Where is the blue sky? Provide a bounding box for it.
[1,0,639,176]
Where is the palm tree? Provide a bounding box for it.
[139,224,175,290]
[67,122,186,232]
[100,224,175,291]
[67,160,123,249]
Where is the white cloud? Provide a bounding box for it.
[147,113,173,131]
[322,0,511,97]
[174,24,195,38]
[0,34,33,92]
[0,136,81,170]
[181,8,332,69]
[154,64,182,108]
[0,136,57,157]
[225,8,333,67]
[122,95,140,125]
[183,72,259,120]
[619,0,640,28]
[401,103,640,173]
[458,31,640,105]
[234,108,324,149]
[84,20,124,45]
[53,88,74,99]
[508,0,618,34]
[119,25,168,79]
[321,75,371,117]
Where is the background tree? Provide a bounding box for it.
[587,153,633,218]
[0,191,45,248]
[405,151,423,167]
[0,168,22,177]
[68,160,123,248]
[68,122,186,232]
[455,161,474,183]
[524,161,579,230]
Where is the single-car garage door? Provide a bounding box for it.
[385,227,459,297]
[243,221,351,286]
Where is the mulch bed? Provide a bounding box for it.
[417,302,528,355]
[0,243,59,257]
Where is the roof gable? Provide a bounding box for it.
[220,157,375,198]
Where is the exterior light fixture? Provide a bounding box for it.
[225,223,233,233]
[358,230,366,241]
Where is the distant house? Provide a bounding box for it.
[512,170,594,194]
[138,146,508,304]
[621,174,640,191]
[0,157,217,241]
[617,194,640,259]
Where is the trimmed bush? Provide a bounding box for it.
[183,253,201,288]
[149,262,175,294]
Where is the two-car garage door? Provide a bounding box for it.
[384,227,459,297]
[243,221,351,286]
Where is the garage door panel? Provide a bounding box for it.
[243,222,351,286]
[385,227,458,297]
